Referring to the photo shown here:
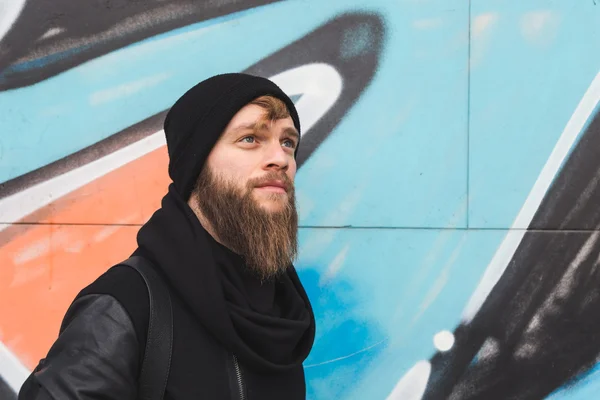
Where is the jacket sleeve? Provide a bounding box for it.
[18,294,140,400]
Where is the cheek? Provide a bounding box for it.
[223,169,249,191]
[287,159,297,182]
[209,154,252,183]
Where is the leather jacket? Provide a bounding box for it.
[19,294,141,399]
[17,264,308,400]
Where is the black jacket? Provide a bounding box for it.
[19,185,316,399]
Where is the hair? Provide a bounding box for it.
[250,95,291,122]
[193,165,298,281]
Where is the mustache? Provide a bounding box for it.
[247,172,293,192]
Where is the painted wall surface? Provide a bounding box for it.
[1,0,599,399]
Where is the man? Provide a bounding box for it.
[18,73,316,399]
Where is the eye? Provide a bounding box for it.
[240,136,255,144]
[282,138,297,148]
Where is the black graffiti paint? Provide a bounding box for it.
[0,0,283,91]
[422,108,600,399]
[0,12,385,201]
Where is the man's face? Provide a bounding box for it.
[204,103,299,212]
[190,102,300,279]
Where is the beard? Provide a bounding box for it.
[191,166,298,281]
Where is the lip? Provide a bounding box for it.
[255,180,288,193]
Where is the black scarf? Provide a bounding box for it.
[135,184,315,372]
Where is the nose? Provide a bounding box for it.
[263,141,290,171]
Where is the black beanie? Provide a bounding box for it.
[163,73,301,200]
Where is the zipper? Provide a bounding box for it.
[232,355,246,400]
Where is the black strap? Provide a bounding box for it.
[120,256,173,400]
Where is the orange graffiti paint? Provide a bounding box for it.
[0,146,169,370]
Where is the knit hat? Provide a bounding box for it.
[163,73,301,200]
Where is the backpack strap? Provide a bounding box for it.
[119,256,173,400]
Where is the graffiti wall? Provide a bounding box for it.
[1,0,599,398]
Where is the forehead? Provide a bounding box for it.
[228,104,268,126]
[223,104,296,135]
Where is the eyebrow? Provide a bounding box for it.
[229,122,299,141]
[282,127,300,142]
[230,122,259,133]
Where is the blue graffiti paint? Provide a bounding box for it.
[298,267,385,399]
[295,227,507,398]
[1,0,600,398]
[468,0,600,229]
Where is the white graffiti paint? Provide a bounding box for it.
[0,341,30,393]
[0,131,167,228]
[270,62,343,137]
[461,69,600,323]
[39,27,65,40]
[0,0,27,42]
[520,10,560,47]
[386,360,431,400]
[433,330,455,352]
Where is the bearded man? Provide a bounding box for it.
[18,73,316,400]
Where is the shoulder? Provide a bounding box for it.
[78,262,149,303]
[71,261,150,352]
[18,260,156,400]
[22,292,141,399]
